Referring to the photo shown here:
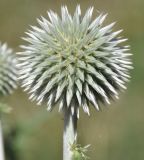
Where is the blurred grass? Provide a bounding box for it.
[0,0,144,160]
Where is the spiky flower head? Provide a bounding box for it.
[18,5,132,117]
[0,42,17,96]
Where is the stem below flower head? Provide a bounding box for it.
[63,108,77,160]
[0,120,5,160]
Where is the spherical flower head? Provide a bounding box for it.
[0,42,17,96]
[18,5,133,117]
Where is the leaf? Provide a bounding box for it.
[76,69,85,82]
[72,150,81,160]
[86,64,118,95]
[89,14,107,30]
[87,35,110,51]
[93,51,110,57]
[71,141,90,160]
[55,79,67,102]
[73,5,81,32]
[86,75,110,104]
[84,84,99,110]
[66,75,74,107]
[37,76,58,100]
[75,79,82,94]
[67,64,75,75]
[76,90,81,106]
[47,93,54,111]
[96,22,116,37]
[89,91,99,111]
[79,7,93,38]
[82,98,90,116]
[77,60,86,69]
[38,64,60,81]
[59,95,65,112]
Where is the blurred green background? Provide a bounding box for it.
[0,0,144,160]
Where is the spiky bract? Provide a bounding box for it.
[18,5,132,117]
[0,43,17,95]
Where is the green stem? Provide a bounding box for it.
[63,108,77,160]
[0,120,5,160]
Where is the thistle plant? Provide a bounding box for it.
[0,43,17,96]
[0,42,17,160]
[18,5,132,160]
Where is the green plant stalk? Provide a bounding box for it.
[0,119,5,160]
[63,108,77,160]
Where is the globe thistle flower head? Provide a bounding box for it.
[0,42,17,96]
[18,5,133,117]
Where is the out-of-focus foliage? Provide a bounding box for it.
[0,103,12,114]
[0,43,17,96]
[0,0,144,160]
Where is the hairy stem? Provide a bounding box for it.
[0,120,5,160]
[63,108,77,160]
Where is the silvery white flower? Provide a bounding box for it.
[0,42,17,95]
[18,5,133,117]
